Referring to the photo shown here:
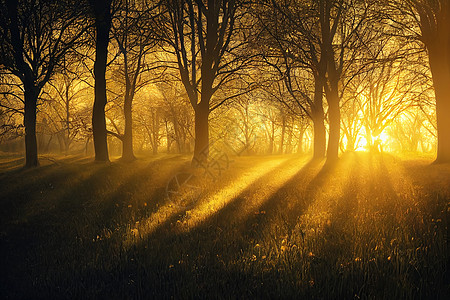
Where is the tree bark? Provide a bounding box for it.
[312,79,326,160]
[326,87,340,163]
[122,94,135,161]
[346,135,355,152]
[414,0,450,163]
[91,0,111,162]
[24,84,39,167]
[172,115,183,153]
[285,122,293,154]
[297,126,305,154]
[192,104,209,166]
[278,116,286,154]
[429,47,450,163]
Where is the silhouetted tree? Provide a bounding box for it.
[89,0,113,162]
[0,0,88,167]
[107,0,162,161]
[163,0,253,166]
[255,0,327,160]
[388,0,450,163]
[44,69,90,154]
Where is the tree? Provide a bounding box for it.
[108,0,161,161]
[42,63,91,154]
[256,0,327,160]
[163,0,253,166]
[386,0,449,162]
[0,0,88,167]
[319,0,372,162]
[89,0,113,162]
[232,96,259,155]
[410,0,449,162]
[157,82,194,153]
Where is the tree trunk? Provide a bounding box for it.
[152,109,160,155]
[297,126,305,154]
[65,89,71,154]
[285,122,293,154]
[6,0,39,167]
[122,94,135,161]
[91,0,111,162]
[326,88,340,163]
[267,121,275,155]
[278,116,286,154]
[365,124,373,151]
[24,86,39,168]
[85,137,90,156]
[312,78,326,160]
[173,115,183,153]
[57,132,64,153]
[165,120,170,154]
[346,135,355,152]
[192,104,209,166]
[312,114,326,160]
[429,47,450,163]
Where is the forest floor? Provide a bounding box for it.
[0,152,449,299]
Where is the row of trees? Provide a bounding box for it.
[1,77,433,155]
[0,0,449,168]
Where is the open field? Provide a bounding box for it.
[0,152,448,299]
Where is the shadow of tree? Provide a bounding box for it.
[1,153,448,299]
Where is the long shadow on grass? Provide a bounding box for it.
[56,156,322,298]
[92,155,365,298]
[0,155,186,225]
[42,154,190,234]
[141,156,316,238]
[226,158,323,238]
[0,156,25,171]
[134,155,324,239]
[6,153,447,299]
[300,152,443,299]
[92,156,191,231]
[117,156,322,271]
[0,159,100,224]
[0,154,192,299]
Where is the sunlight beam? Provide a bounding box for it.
[179,156,310,230]
[124,156,305,245]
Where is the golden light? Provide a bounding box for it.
[123,156,306,246]
[355,131,391,152]
[179,155,310,230]
[355,136,368,152]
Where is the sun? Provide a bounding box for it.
[355,131,390,152]
[355,136,368,152]
[376,131,390,145]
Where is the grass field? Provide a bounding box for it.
[0,152,448,299]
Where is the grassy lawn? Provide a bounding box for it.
[0,152,448,299]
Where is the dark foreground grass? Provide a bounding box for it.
[0,152,448,299]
